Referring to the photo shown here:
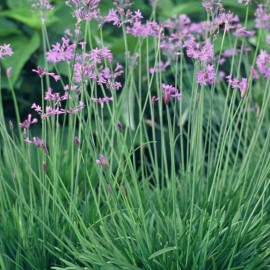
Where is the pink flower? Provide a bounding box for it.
[31,0,53,10]
[42,106,66,118]
[105,9,120,26]
[226,76,248,98]
[96,155,109,168]
[31,103,42,114]
[90,47,113,63]
[235,27,255,37]
[46,38,75,63]
[238,78,248,98]
[33,137,49,154]
[256,50,270,77]
[24,136,48,154]
[44,87,71,103]
[149,61,170,74]
[66,101,85,114]
[161,84,181,105]
[151,96,160,105]
[65,0,100,22]
[185,39,214,62]
[32,66,61,81]
[92,97,113,108]
[255,4,270,29]
[20,114,38,129]
[250,66,259,80]
[0,44,13,59]
[197,64,216,86]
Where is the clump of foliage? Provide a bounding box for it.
[0,0,270,269]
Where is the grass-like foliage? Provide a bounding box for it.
[0,0,270,269]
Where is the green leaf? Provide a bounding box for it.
[148,246,178,260]
[1,32,41,84]
[157,0,174,10]
[161,2,204,17]
[7,0,30,9]
[0,17,21,36]
[0,8,58,30]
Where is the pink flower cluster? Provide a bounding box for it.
[72,47,123,90]
[104,8,162,38]
[185,38,214,62]
[24,137,49,154]
[32,66,60,81]
[31,0,53,11]
[255,4,270,29]
[46,38,76,63]
[0,44,13,59]
[65,0,100,22]
[197,65,216,86]
[46,35,123,95]
[152,84,182,106]
[256,51,270,78]
[19,115,49,154]
[226,76,248,98]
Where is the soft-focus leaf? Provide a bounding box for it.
[161,2,204,17]
[157,0,174,10]
[1,32,40,84]
[0,17,21,36]
[7,0,29,9]
[0,8,58,29]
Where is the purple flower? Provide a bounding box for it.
[149,61,170,74]
[66,101,85,114]
[65,0,100,22]
[20,114,38,129]
[222,49,237,57]
[31,103,43,115]
[214,12,239,32]
[90,47,113,63]
[238,78,248,98]
[185,39,214,62]
[256,50,270,78]
[32,66,61,81]
[237,0,251,4]
[0,44,13,59]
[161,84,181,105]
[197,64,216,86]
[250,66,259,80]
[226,76,248,98]
[33,137,49,154]
[25,136,48,154]
[105,9,120,26]
[31,0,53,11]
[92,97,113,108]
[42,106,66,118]
[46,38,75,63]
[126,21,162,38]
[44,87,71,103]
[96,154,109,168]
[235,26,255,37]
[255,4,270,29]
[113,0,132,9]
